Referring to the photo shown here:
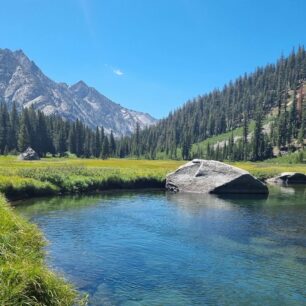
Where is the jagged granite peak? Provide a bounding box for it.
[0,48,157,135]
[69,80,156,135]
[70,80,90,97]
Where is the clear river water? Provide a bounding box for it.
[16,186,306,305]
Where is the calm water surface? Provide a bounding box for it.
[16,187,306,305]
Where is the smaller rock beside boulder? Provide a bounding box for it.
[267,172,306,185]
[18,147,40,161]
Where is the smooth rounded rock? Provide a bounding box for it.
[266,172,306,185]
[166,159,268,194]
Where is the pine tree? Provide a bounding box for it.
[252,107,265,160]
[8,101,18,152]
[298,107,305,148]
[75,119,83,156]
[206,142,211,159]
[134,122,140,158]
[242,112,248,160]
[0,103,10,154]
[109,130,116,156]
[18,117,31,152]
[54,124,67,156]
[94,127,101,158]
[182,136,191,160]
[228,132,234,161]
[100,126,105,146]
[215,144,221,161]
[83,128,91,158]
[288,90,297,142]
[68,125,76,154]
[100,136,109,159]
[36,111,51,156]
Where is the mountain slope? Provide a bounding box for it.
[69,80,156,135]
[0,48,156,135]
[118,47,306,160]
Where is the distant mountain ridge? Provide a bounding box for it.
[0,48,156,135]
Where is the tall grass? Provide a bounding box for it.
[0,156,184,199]
[231,162,306,180]
[266,149,306,164]
[0,175,58,199]
[0,194,86,305]
[0,156,305,198]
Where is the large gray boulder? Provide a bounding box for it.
[18,147,40,160]
[166,159,268,194]
[266,172,306,185]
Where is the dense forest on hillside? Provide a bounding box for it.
[0,47,305,161]
[118,47,306,161]
[0,103,116,158]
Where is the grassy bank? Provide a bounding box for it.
[0,194,85,305]
[0,156,183,199]
[0,156,305,199]
[231,161,306,180]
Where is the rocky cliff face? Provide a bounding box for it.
[0,48,157,135]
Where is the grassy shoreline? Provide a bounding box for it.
[0,156,306,200]
[0,157,183,200]
[0,194,86,305]
[230,161,306,180]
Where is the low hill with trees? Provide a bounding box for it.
[117,47,306,161]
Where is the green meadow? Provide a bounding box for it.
[231,161,306,180]
[0,156,184,199]
[0,155,305,199]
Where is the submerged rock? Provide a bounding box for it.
[18,147,40,160]
[266,172,306,185]
[166,159,268,194]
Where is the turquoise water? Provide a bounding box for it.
[16,187,306,305]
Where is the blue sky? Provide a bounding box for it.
[1,0,306,119]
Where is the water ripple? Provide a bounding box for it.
[16,189,306,306]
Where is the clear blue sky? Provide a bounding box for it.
[1,0,306,119]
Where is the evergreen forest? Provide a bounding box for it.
[1,47,306,162]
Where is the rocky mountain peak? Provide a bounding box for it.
[0,48,157,136]
[70,80,90,98]
[13,49,27,59]
[4,48,37,72]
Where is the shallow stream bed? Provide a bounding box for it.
[16,187,306,305]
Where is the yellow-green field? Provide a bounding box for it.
[0,156,184,199]
[0,156,305,199]
[0,155,183,169]
[231,161,306,180]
